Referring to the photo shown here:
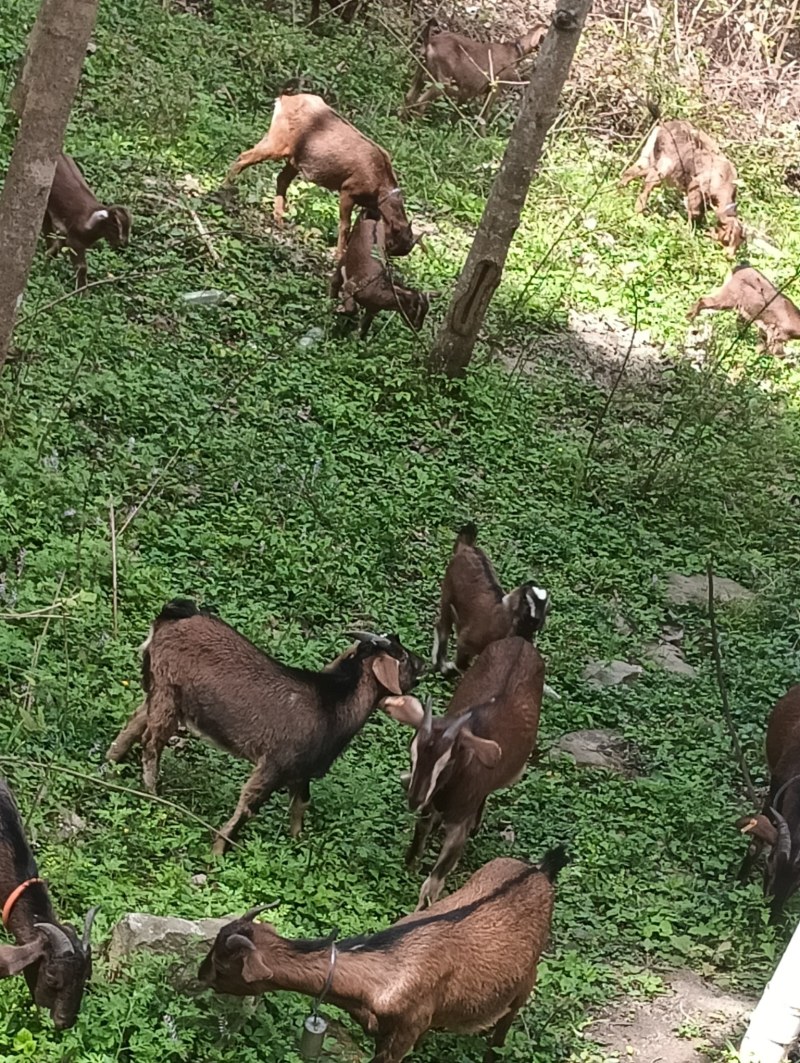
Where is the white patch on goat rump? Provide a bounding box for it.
[139,624,155,656]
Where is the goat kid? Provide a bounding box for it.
[43,153,131,291]
[223,93,414,258]
[433,522,548,677]
[687,264,800,357]
[199,845,568,1063]
[401,18,548,120]
[105,600,424,853]
[384,636,544,908]
[330,213,434,337]
[0,780,97,1029]
[619,120,744,255]
[736,683,800,921]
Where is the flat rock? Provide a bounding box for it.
[583,660,643,687]
[107,912,233,967]
[666,573,754,607]
[550,729,634,774]
[642,641,697,678]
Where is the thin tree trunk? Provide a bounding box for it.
[0,0,98,373]
[739,917,800,1062]
[428,0,592,377]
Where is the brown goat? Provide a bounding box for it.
[401,18,548,120]
[433,523,549,677]
[0,780,97,1029]
[737,683,800,921]
[619,120,744,255]
[330,213,434,337]
[687,264,800,357]
[43,153,131,290]
[199,846,568,1063]
[105,600,424,854]
[223,93,414,258]
[384,636,543,908]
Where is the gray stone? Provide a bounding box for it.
[583,660,643,687]
[108,912,234,967]
[550,729,634,774]
[666,573,754,607]
[56,810,86,841]
[190,873,208,888]
[642,641,697,678]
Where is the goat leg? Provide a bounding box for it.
[213,758,280,856]
[372,1025,424,1063]
[686,292,731,321]
[274,163,298,227]
[359,307,378,339]
[288,779,311,838]
[633,175,660,214]
[73,248,89,293]
[140,687,181,794]
[400,65,428,118]
[737,839,763,883]
[618,162,648,188]
[416,818,471,909]
[431,595,453,673]
[483,994,529,1062]
[105,701,149,762]
[406,811,435,867]
[335,191,356,259]
[223,138,279,187]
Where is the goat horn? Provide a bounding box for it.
[242,901,281,921]
[443,712,473,739]
[344,631,391,647]
[769,808,792,863]
[226,933,257,953]
[82,906,99,950]
[35,922,75,957]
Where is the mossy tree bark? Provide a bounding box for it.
[0,0,98,373]
[428,0,592,378]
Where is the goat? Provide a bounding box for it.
[401,18,548,121]
[383,636,543,908]
[619,120,744,256]
[687,264,800,357]
[223,93,414,259]
[432,522,548,677]
[330,213,434,337]
[0,780,97,1029]
[43,153,131,291]
[736,683,800,921]
[199,845,568,1063]
[105,600,425,854]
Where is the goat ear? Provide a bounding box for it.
[88,209,109,225]
[460,729,502,769]
[241,949,275,983]
[372,654,402,695]
[381,694,424,728]
[0,940,44,978]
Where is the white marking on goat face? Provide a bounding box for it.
[431,630,440,665]
[419,745,455,809]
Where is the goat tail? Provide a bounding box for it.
[455,522,478,548]
[539,844,569,882]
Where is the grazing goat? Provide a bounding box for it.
[619,120,744,255]
[737,683,800,921]
[105,600,424,854]
[383,636,544,908]
[687,264,800,357]
[401,18,548,120]
[43,153,131,290]
[223,93,414,259]
[199,845,568,1063]
[432,522,549,676]
[0,780,97,1029]
[330,213,434,337]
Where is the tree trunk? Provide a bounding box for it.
[0,0,98,373]
[428,0,592,378]
[739,917,800,1062]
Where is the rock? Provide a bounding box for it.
[107,913,233,968]
[666,573,754,607]
[56,810,86,841]
[642,641,697,678]
[583,660,643,687]
[550,729,635,774]
[190,873,208,888]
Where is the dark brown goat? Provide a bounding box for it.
[330,213,434,337]
[433,523,549,676]
[620,120,744,255]
[199,846,568,1062]
[402,18,548,120]
[384,636,543,908]
[105,600,424,854]
[737,683,800,921]
[687,264,800,357]
[0,780,97,1029]
[43,153,131,290]
[223,93,414,258]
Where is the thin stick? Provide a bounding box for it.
[21,572,66,720]
[188,208,222,266]
[0,754,242,850]
[109,498,119,636]
[706,561,758,807]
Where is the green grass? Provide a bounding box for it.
[2,0,800,1059]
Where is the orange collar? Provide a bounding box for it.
[2,878,44,928]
